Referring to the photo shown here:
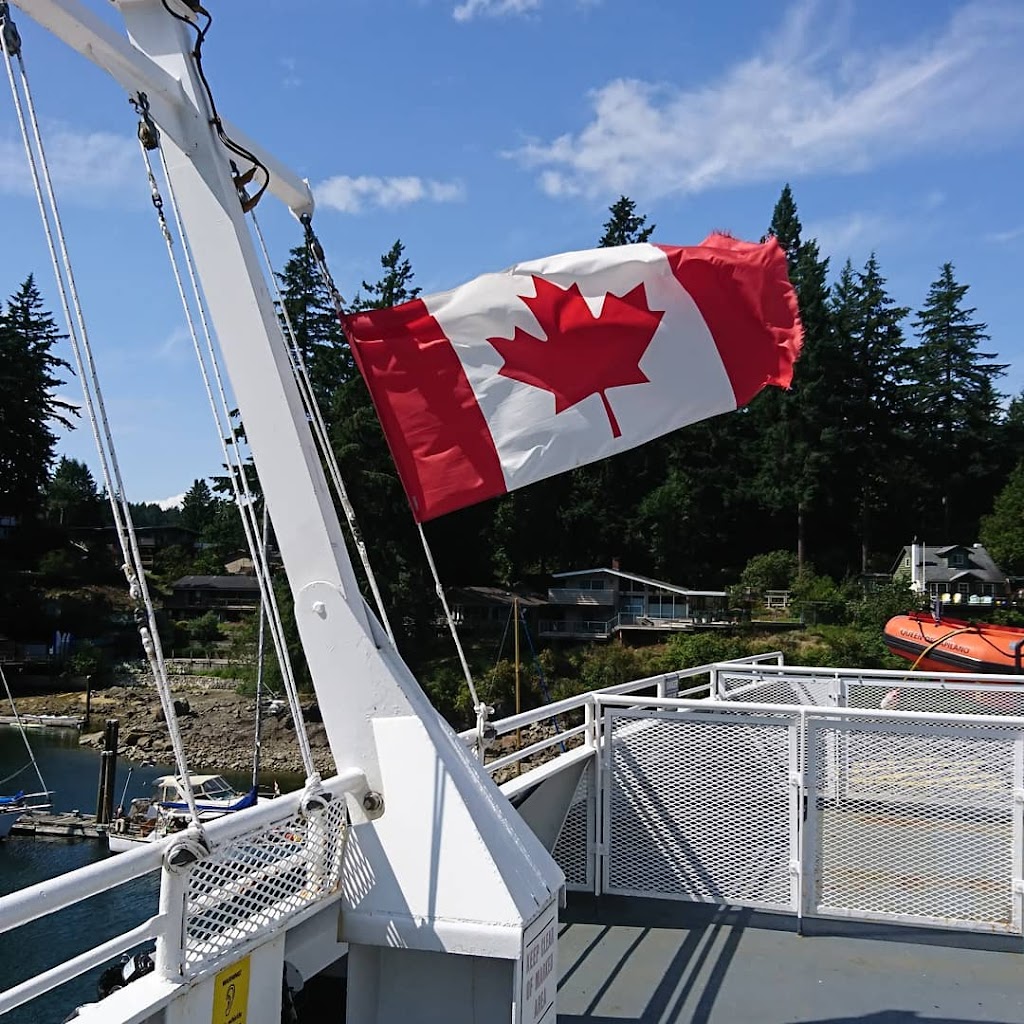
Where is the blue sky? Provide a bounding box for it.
[2,0,1022,506]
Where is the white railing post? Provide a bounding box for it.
[585,698,596,750]
[1013,737,1024,935]
[593,696,605,897]
[155,861,189,981]
[710,665,719,699]
[656,675,666,699]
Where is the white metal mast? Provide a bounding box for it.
[9,2,561,1021]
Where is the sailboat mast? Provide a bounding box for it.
[252,502,269,791]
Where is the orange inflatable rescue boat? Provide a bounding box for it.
[883,612,1024,674]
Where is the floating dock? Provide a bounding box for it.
[8,812,106,840]
[0,714,83,730]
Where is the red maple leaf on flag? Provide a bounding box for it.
[488,277,665,438]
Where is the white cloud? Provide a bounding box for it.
[985,225,1024,243]
[0,125,140,205]
[156,326,191,361]
[453,0,539,20]
[156,493,185,510]
[512,0,1024,199]
[313,175,465,214]
[804,212,893,259]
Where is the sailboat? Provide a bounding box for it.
[108,533,278,853]
[0,666,51,840]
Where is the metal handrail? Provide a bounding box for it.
[716,660,1024,686]
[0,770,367,1016]
[485,723,589,774]
[0,917,164,1016]
[594,693,1024,728]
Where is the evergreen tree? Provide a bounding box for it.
[0,276,76,525]
[763,183,802,268]
[980,460,1024,575]
[750,187,838,571]
[910,263,1006,538]
[598,196,655,248]
[353,240,421,310]
[180,478,216,534]
[830,255,912,572]
[46,457,101,527]
[275,243,350,401]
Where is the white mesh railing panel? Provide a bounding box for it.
[552,762,594,891]
[809,720,1019,932]
[604,710,797,911]
[847,681,1024,718]
[718,671,834,706]
[184,799,347,973]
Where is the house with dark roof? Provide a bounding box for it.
[892,543,1009,605]
[539,567,728,640]
[446,586,548,635]
[165,575,260,618]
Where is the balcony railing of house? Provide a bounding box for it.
[546,588,616,606]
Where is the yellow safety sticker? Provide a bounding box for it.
[212,956,250,1024]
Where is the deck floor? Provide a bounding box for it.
[557,896,1024,1024]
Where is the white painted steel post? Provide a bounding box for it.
[1013,737,1024,935]
[789,714,805,932]
[584,699,596,750]
[154,863,188,981]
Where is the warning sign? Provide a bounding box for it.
[212,956,250,1024]
[519,900,557,1024]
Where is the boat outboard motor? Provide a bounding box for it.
[96,946,155,999]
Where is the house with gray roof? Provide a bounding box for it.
[892,543,1009,604]
[539,566,728,640]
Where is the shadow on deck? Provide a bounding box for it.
[557,896,1024,1024]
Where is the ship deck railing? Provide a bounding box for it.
[6,652,1024,1020]
[0,769,364,1018]
[465,655,1024,942]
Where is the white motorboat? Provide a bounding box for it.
[107,774,264,852]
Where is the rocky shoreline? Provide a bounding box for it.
[13,684,336,776]
[13,681,571,782]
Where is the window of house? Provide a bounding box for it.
[948,550,968,568]
[958,583,970,594]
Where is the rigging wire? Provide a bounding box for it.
[418,522,482,711]
[248,210,396,644]
[301,207,488,732]
[0,665,48,799]
[131,106,316,781]
[0,8,204,827]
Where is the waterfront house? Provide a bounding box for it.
[893,543,1009,604]
[539,567,728,640]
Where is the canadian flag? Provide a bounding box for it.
[342,234,802,522]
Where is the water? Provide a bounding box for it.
[0,726,301,1022]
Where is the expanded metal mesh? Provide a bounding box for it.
[604,710,796,910]
[809,720,1020,931]
[847,681,1024,717]
[719,668,1024,720]
[183,799,347,972]
[552,763,594,891]
[717,671,834,706]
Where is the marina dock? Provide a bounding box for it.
[0,715,83,731]
[8,812,106,840]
